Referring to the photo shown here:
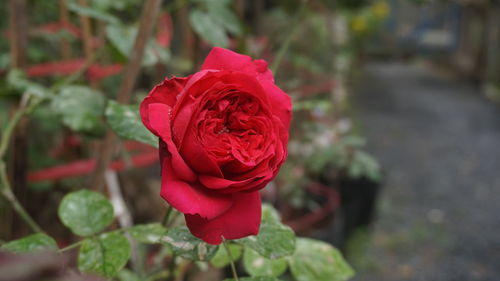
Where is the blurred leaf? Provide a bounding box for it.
[237,205,296,259]
[58,190,114,236]
[51,86,106,135]
[206,2,242,36]
[68,2,119,24]
[161,226,218,261]
[6,69,51,98]
[224,277,281,281]
[117,269,142,281]
[288,238,354,281]
[128,223,166,244]
[243,248,287,277]
[78,232,131,278]
[210,243,242,268]
[1,233,57,253]
[105,101,158,147]
[0,53,9,70]
[106,25,169,66]
[261,204,281,224]
[106,24,136,58]
[189,9,228,47]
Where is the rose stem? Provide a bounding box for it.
[90,0,163,190]
[222,237,240,281]
[162,205,174,227]
[0,45,96,234]
[0,162,44,234]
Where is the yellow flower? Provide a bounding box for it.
[351,16,367,33]
[372,1,390,19]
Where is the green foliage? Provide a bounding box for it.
[237,205,296,259]
[58,190,114,236]
[105,101,158,147]
[189,0,242,48]
[243,248,287,277]
[6,70,51,98]
[261,204,281,223]
[161,226,218,261]
[128,223,167,244]
[117,269,142,281]
[106,25,170,67]
[210,243,242,268]
[224,277,281,281]
[307,135,382,182]
[51,86,106,135]
[288,238,354,281]
[78,231,131,278]
[0,233,57,253]
[335,0,370,10]
[68,1,119,24]
[189,9,229,48]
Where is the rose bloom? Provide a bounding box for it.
[140,47,291,244]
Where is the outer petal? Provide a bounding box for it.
[259,79,292,130]
[198,174,259,190]
[185,191,262,244]
[140,76,188,133]
[160,153,233,220]
[148,103,196,182]
[201,47,274,82]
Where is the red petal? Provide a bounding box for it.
[185,191,262,244]
[198,174,257,190]
[179,127,223,177]
[201,47,274,82]
[259,79,292,130]
[147,103,196,182]
[140,76,188,133]
[160,157,233,220]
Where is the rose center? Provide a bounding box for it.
[197,93,271,168]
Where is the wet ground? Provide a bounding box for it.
[352,62,500,281]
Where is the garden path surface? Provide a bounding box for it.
[352,62,500,281]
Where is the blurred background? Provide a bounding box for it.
[1,0,500,280]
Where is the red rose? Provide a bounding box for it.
[140,47,291,244]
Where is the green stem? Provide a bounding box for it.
[58,239,85,252]
[0,55,92,234]
[270,0,308,75]
[222,238,239,281]
[0,104,29,160]
[162,205,173,227]
[0,162,44,233]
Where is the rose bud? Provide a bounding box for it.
[140,47,291,244]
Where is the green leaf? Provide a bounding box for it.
[210,243,242,268]
[6,69,51,98]
[106,25,166,67]
[51,86,106,135]
[128,223,167,244]
[207,4,242,36]
[58,190,114,236]
[78,232,131,278]
[237,205,296,259]
[1,233,57,253]
[261,204,281,224]
[189,9,228,47]
[117,269,142,281]
[68,2,119,24]
[243,248,287,277]
[106,24,136,58]
[160,226,218,261]
[224,277,281,281]
[105,101,158,147]
[288,238,354,281]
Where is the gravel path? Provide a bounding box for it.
[352,62,500,281]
